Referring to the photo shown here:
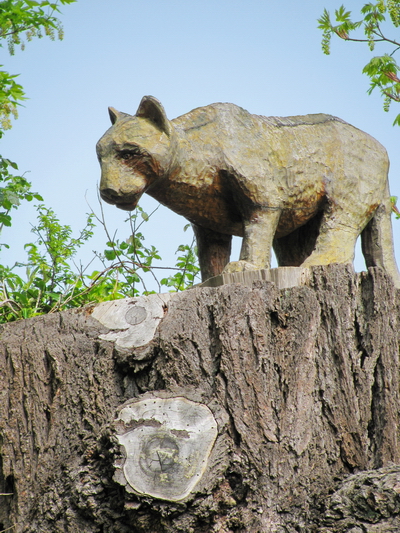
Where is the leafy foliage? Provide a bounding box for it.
[0,68,25,131]
[0,0,75,231]
[0,157,43,239]
[160,225,200,291]
[0,0,201,325]
[318,1,400,125]
[0,0,75,54]
[0,0,75,130]
[391,196,400,218]
[1,205,95,320]
[0,204,200,323]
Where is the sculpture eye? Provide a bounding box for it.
[119,148,141,160]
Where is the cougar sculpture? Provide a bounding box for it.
[97,95,400,287]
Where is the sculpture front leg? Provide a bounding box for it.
[192,224,232,282]
[223,208,281,274]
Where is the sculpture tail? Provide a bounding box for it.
[361,183,400,289]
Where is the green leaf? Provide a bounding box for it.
[8,160,18,170]
[335,5,352,22]
[317,8,332,30]
[0,213,11,226]
[104,249,116,261]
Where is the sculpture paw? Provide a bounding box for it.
[222,261,259,274]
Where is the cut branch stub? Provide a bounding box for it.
[114,397,218,501]
[91,293,171,349]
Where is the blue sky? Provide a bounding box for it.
[2,0,400,289]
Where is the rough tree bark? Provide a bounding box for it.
[1,265,400,533]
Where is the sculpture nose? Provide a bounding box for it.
[100,187,120,205]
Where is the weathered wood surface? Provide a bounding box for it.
[197,266,311,289]
[1,265,400,532]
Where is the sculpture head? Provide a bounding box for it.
[97,96,174,211]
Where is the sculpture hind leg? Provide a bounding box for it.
[273,212,323,266]
[361,196,400,289]
[192,224,232,282]
[300,207,360,268]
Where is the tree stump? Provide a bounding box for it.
[1,264,400,532]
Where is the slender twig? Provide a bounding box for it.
[0,524,16,533]
[131,204,160,233]
[383,90,400,102]
[334,19,400,48]
[390,45,400,57]
[0,281,22,312]
[34,288,42,315]
[128,211,162,294]
[0,298,22,311]
[177,236,199,291]
[337,34,400,46]
[72,254,97,277]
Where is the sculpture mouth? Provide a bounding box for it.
[100,188,139,211]
[115,201,138,211]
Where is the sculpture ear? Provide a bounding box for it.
[108,107,122,125]
[136,96,171,136]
